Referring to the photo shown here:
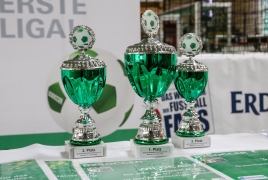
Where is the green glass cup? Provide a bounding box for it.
[61,68,106,145]
[60,25,106,146]
[174,33,208,137]
[124,10,177,145]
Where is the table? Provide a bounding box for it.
[1,133,268,180]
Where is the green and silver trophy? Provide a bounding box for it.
[172,33,210,148]
[61,25,106,147]
[124,10,177,146]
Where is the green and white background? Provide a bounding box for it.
[0,0,141,150]
[1,0,268,150]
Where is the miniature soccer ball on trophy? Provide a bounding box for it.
[124,10,177,148]
[60,25,106,147]
[172,33,210,148]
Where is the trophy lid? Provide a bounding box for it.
[61,25,106,70]
[177,33,208,72]
[125,10,177,54]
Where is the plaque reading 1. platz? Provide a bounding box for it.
[171,33,211,149]
[124,10,177,146]
[130,140,174,158]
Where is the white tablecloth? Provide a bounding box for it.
[1,133,268,164]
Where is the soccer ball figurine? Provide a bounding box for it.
[141,10,159,37]
[69,25,95,51]
[179,33,202,56]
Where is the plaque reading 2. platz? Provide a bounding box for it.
[61,25,107,158]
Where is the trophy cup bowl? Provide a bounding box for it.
[174,33,208,137]
[61,25,106,146]
[124,10,177,145]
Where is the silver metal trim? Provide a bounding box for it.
[177,101,204,134]
[125,38,177,54]
[71,107,101,142]
[135,121,167,141]
[60,54,106,70]
[177,57,208,72]
[135,100,168,142]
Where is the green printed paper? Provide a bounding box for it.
[45,161,81,180]
[80,157,222,180]
[192,150,268,180]
[0,160,48,180]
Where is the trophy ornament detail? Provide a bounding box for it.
[124,10,177,145]
[174,33,208,137]
[61,25,106,146]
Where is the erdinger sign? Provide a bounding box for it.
[231,91,268,115]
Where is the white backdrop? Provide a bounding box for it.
[0,0,140,137]
[157,53,268,136]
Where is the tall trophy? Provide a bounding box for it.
[172,33,210,148]
[61,25,107,158]
[125,10,177,157]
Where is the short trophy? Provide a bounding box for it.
[125,10,177,157]
[171,33,210,149]
[61,25,107,158]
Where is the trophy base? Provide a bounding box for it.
[130,139,173,158]
[134,138,169,145]
[70,138,101,146]
[175,131,205,137]
[171,133,210,149]
[65,140,106,159]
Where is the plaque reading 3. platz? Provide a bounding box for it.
[171,33,211,149]
[171,134,211,149]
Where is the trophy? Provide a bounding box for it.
[124,10,177,146]
[172,33,210,148]
[60,25,106,147]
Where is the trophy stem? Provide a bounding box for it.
[78,50,87,60]
[141,99,161,121]
[70,106,101,146]
[176,100,205,137]
[134,99,169,145]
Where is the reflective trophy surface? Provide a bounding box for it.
[124,10,177,145]
[61,25,106,146]
[172,33,209,147]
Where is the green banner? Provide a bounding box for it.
[79,157,222,180]
[0,160,48,180]
[45,161,81,180]
[192,150,268,180]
